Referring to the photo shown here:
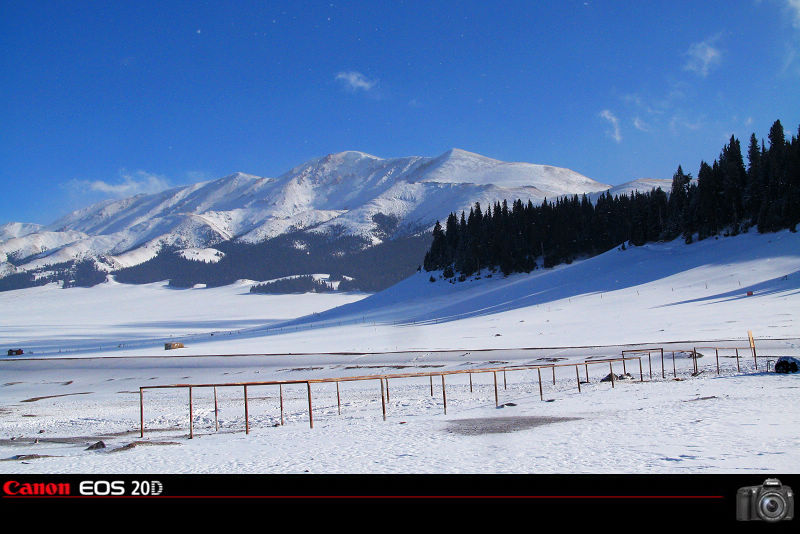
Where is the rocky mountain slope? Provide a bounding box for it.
[0,149,669,290]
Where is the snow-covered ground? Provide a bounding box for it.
[0,278,366,356]
[0,230,798,473]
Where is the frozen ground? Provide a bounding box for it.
[0,230,798,473]
[0,278,365,355]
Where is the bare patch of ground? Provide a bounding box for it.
[110,440,180,452]
[0,429,142,447]
[684,395,718,402]
[1,439,179,460]
[2,454,58,461]
[21,392,92,403]
[446,415,581,436]
[344,364,445,370]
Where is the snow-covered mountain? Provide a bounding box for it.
[0,149,668,286]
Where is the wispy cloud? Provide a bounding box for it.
[633,117,650,132]
[600,109,622,143]
[66,170,171,198]
[623,94,660,115]
[684,35,723,77]
[669,115,705,135]
[788,0,800,28]
[780,1,800,75]
[335,71,377,92]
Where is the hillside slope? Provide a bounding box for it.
[3,229,796,357]
[1,149,655,287]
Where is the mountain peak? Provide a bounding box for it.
[440,148,498,162]
[328,150,381,160]
[218,172,262,182]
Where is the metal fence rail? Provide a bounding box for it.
[138,336,773,439]
[139,356,647,438]
[692,345,754,374]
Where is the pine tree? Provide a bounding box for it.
[666,165,691,239]
[745,133,762,222]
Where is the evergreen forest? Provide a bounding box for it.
[424,120,800,278]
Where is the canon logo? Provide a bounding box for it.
[3,480,71,496]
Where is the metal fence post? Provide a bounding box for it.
[441,375,447,415]
[139,388,144,438]
[380,378,386,421]
[537,368,543,400]
[189,386,194,439]
[307,382,313,429]
[244,385,249,435]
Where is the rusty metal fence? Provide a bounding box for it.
[139,356,650,438]
[138,337,770,439]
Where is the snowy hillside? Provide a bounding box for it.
[590,177,673,201]
[0,222,43,241]
[0,229,798,475]
[0,149,656,283]
[229,228,800,353]
[3,228,797,357]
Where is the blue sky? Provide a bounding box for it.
[2,0,799,225]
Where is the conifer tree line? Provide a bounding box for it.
[249,275,335,294]
[424,119,800,278]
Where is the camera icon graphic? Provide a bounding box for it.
[736,479,794,522]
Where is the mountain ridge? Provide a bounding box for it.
[0,148,670,288]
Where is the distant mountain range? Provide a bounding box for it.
[0,149,670,291]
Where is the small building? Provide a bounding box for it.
[165,342,185,350]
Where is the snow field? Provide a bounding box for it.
[0,229,798,473]
[2,344,797,473]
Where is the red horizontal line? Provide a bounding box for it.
[3,495,726,499]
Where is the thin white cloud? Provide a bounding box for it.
[335,71,377,92]
[600,109,622,143]
[67,170,171,198]
[684,35,723,77]
[633,117,650,132]
[669,115,705,135]
[788,0,800,28]
[624,93,660,115]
